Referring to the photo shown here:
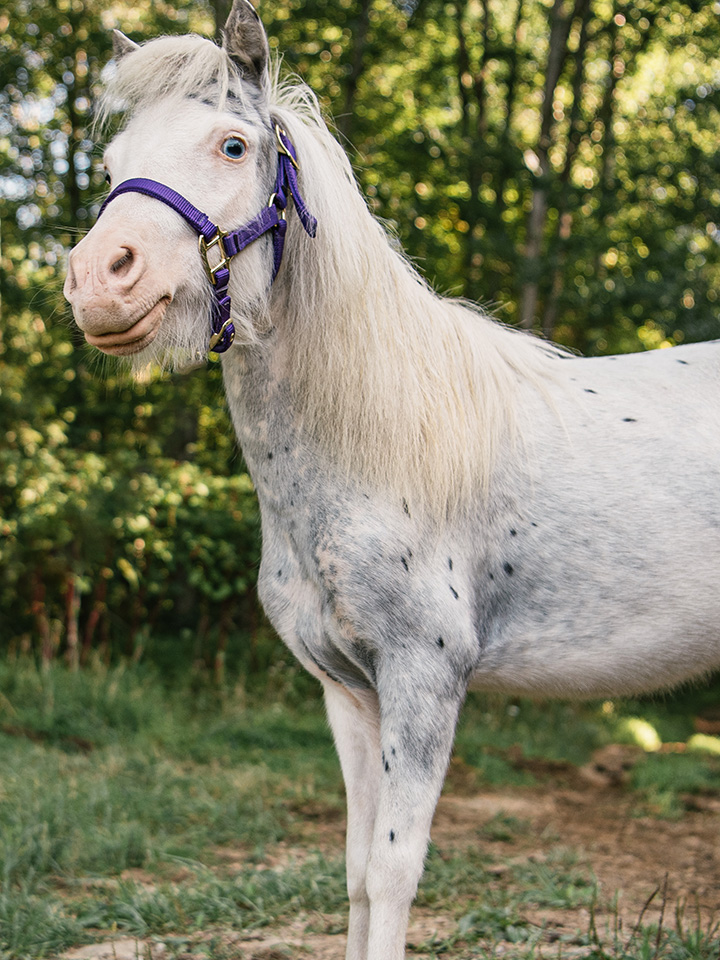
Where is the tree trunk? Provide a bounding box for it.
[456,0,491,301]
[518,0,589,329]
[336,0,373,145]
[495,0,525,220]
[65,574,80,671]
[32,572,53,668]
[541,0,594,339]
[595,13,620,224]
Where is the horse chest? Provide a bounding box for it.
[253,490,477,689]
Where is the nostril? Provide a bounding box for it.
[111,247,135,276]
[105,244,145,293]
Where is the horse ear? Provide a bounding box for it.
[222,0,270,90]
[112,29,140,60]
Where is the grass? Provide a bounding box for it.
[0,659,718,958]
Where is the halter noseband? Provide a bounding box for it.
[97,124,317,354]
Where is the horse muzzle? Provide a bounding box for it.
[64,234,173,354]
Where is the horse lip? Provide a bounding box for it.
[84,297,171,355]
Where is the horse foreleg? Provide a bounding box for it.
[365,663,465,960]
[323,680,382,960]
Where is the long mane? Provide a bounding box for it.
[271,81,561,515]
[98,34,562,517]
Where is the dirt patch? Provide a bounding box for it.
[62,773,719,959]
[433,780,719,946]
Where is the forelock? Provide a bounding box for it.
[95,33,265,135]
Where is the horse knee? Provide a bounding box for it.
[366,841,425,909]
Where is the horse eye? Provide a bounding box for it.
[104,171,112,186]
[221,136,247,160]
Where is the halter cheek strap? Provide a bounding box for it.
[97,124,317,354]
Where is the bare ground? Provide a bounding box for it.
[62,753,720,960]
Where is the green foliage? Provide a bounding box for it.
[1,0,257,672]
[0,439,261,668]
[2,0,720,672]
[0,661,341,956]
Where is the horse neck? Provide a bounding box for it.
[220,118,555,518]
[219,235,440,512]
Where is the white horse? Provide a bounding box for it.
[64,3,720,957]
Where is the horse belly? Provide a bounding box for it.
[470,363,720,698]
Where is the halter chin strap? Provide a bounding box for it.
[97,124,317,354]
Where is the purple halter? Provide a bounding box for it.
[98,124,317,353]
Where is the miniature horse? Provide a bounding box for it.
[64,3,720,957]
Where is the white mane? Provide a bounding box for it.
[98,35,562,517]
[270,81,560,515]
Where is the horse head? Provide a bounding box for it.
[63,0,299,366]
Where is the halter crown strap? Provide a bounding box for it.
[97,124,317,354]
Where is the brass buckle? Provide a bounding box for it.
[198,229,230,285]
[267,192,287,221]
[209,317,235,352]
[274,124,299,170]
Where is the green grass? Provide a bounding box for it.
[0,660,718,958]
[455,694,609,773]
[0,660,344,957]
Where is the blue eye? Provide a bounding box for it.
[221,136,247,160]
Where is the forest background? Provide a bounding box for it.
[1,0,720,686]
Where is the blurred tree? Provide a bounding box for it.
[1,0,719,668]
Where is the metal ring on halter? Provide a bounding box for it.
[208,317,235,352]
[274,124,300,170]
[267,193,287,220]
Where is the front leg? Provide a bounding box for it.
[323,679,382,960]
[366,656,466,960]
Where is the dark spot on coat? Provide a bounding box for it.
[489,572,494,580]
[284,445,290,452]
[677,359,688,365]
[277,569,282,578]
[584,388,597,394]
[385,760,390,772]
[503,562,514,576]
[401,556,409,571]
[448,558,453,571]
[389,830,395,843]
[450,586,459,599]
[402,498,410,516]
[437,636,445,649]
[510,529,517,536]
[623,417,637,423]
[531,521,538,527]
[267,452,273,460]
